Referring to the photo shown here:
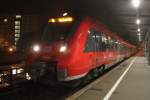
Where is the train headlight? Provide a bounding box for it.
[33,45,40,52]
[59,44,67,53]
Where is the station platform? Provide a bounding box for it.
[67,57,150,100]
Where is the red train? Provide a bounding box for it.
[25,16,136,85]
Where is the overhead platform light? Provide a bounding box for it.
[132,0,141,8]
[63,12,68,16]
[137,28,141,32]
[136,19,141,25]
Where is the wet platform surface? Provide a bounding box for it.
[68,57,150,100]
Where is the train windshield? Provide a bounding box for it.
[42,17,78,42]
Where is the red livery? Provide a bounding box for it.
[25,16,136,85]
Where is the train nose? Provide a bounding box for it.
[26,61,61,82]
[27,62,47,81]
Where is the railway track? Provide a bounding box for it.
[0,81,78,100]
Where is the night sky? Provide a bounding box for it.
[0,0,106,14]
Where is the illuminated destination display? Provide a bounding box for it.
[48,17,73,23]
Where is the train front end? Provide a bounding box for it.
[25,16,79,83]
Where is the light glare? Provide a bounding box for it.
[12,69,17,75]
[26,73,31,80]
[9,47,13,52]
[136,19,141,25]
[4,18,8,22]
[63,12,68,16]
[48,17,73,23]
[137,33,141,35]
[59,45,67,53]
[33,45,40,52]
[58,17,73,22]
[138,35,142,41]
[132,0,140,8]
[50,18,56,23]
[16,15,21,19]
[17,68,24,74]
[137,28,141,32]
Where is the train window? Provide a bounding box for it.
[104,35,110,51]
[111,39,116,51]
[113,40,118,51]
[84,29,96,52]
[118,43,122,53]
[102,35,107,44]
[120,45,124,54]
[108,36,111,42]
[101,34,107,51]
[108,36,112,50]
[84,29,108,52]
[108,37,116,51]
[95,32,102,51]
[42,18,81,42]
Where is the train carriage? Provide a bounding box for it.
[25,16,136,85]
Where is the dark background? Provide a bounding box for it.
[1,0,149,64]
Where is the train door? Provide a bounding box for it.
[101,34,109,64]
[94,31,104,66]
[107,36,114,62]
[84,29,97,68]
[90,29,97,67]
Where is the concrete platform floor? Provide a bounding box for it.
[67,57,150,100]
